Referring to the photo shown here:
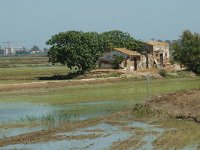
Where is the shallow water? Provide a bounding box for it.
[0,101,116,123]
[0,100,119,139]
[0,102,53,123]
[0,101,114,124]
[1,101,199,149]
[0,126,46,139]
[1,121,165,150]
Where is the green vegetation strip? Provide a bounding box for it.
[0,66,68,83]
[0,77,199,104]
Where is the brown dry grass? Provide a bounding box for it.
[144,89,200,122]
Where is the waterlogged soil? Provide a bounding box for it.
[1,110,200,149]
[0,102,53,123]
[0,100,123,140]
[1,90,200,149]
[0,101,116,123]
[0,114,166,150]
[0,126,47,139]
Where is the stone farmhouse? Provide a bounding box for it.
[145,41,170,69]
[99,41,170,71]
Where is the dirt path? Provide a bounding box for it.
[0,77,120,92]
[144,89,200,122]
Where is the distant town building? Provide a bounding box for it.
[4,46,24,55]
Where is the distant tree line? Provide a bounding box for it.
[17,45,48,55]
[46,30,144,73]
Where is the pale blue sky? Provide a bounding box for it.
[0,0,200,49]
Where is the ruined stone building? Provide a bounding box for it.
[99,48,146,71]
[99,41,170,71]
[145,41,170,69]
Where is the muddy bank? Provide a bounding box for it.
[141,89,200,122]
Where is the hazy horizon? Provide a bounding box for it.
[0,0,200,49]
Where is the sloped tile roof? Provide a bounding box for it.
[113,48,141,56]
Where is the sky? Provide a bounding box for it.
[0,0,200,49]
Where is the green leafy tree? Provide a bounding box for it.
[172,30,200,74]
[30,45,40,52]
[46,31,108,72]
[100,30,144,52]
[112,55,124,69]
[46,30,143,73]
[15,50,29,55]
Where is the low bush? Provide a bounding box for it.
[159,69,167,77]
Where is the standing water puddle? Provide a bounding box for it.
[0,101,115,123]
[0,100,119,139]
[0,101,166,149]
[0,126,46,139]
[1,121,165,150]
[0,102,53,123]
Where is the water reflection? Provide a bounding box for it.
[1,121,165,150]
[0,100,120,139]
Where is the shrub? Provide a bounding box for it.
[112,56,124,69]
[159,69,167,77]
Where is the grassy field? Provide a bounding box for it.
[0,56,48,65]
[0,56,199,119]
[0,77,199,104]
[0,56,200,149]
[0,56,68,83]
[0,66,68,82]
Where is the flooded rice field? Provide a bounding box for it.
[0,102,53,122]
[1,121,165,150]
[0,99,200,149]
[0,100,120,139]
[0,101,116,123]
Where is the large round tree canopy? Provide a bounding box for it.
[46,30,144,72]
